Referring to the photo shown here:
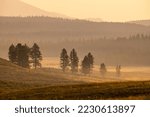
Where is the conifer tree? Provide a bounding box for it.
[87,52,94,73]
[81,56,90,74]
[8,44,17,63]
[15,43,30,68]
[22,44,30,68]
[100,63,107,77]
[16,43,24,67]
[60,48,69,72]
[30,43,42,69]
[70,48,79,73]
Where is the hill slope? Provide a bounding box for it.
[0,58,150,99]
[0,17,150,39]
[0,58,85,95]
[0,58,88,85]
[0,0,67,18]
[0,58,115,95]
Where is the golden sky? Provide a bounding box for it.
[22,0,150,22]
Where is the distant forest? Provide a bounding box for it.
[0,17,150,66]
[0,17,150,41]
[3,34,150,66]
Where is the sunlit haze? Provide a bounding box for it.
[21,0,150,22]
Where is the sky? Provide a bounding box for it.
[21,0,150,22]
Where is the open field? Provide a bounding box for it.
[0,58,150,100]
[0,81,150,100]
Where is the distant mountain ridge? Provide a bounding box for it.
[0,0,68,18]
[0,16,150,40]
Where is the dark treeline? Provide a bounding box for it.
[1,17,150,42]
[8,43,42,69]
[116,34,150,40]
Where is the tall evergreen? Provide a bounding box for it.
[70,48,79,73]
[22,44,30,68]
[60,48,69,72]
[30,43,42,69]
[81,52,94,75]
[15,43,30,68]
[81,56,90,74]
[100,63,107,77]
[8,44,17,63]
[16,43,23,66]
[87,52,94,73]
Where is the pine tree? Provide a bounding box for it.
[8,44,17,63]
[60,48,69,72]
[22,44,30,68]
[81,56,90,74]
[15,43,30,68]
[30,43,42,69]
[87,52,94,73]
[16,43,24,67]
[100,63,107,77]
[70,48,79,73]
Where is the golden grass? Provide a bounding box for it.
[0,81,150,100]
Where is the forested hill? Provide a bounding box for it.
[0,17,150,41]
[1,17,150,66]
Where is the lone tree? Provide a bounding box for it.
[60,48,69,72]
[70,48,79,73]
[8,44,17,63]
[30,43,42,69]
[116,65,121,77]
[81,56,90,74]
[100,63,107,77]
[87,52,94,73]
[15,43,30,68]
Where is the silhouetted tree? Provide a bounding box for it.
[8,44,17,63]
[81,56,90,74]
[116,65,121,77]
[22,44,30,68]
[70,48,79,73]
[16,43,23,66]
[15,43,30,68]
[30,43,42,69]
[100,63,107,77]
[87,52,94,73]
[60,48,69,72]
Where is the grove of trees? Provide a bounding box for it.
[81,52,94,75]
[8,44,119,77]
[8,43,42,69]
[60,48,95,75]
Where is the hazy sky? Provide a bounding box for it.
[21,0,150,22]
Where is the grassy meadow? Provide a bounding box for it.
[0,58,150,100]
